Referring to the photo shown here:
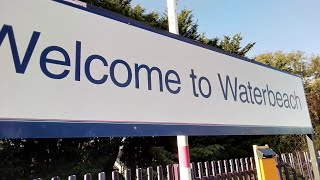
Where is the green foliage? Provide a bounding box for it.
[221,34,256,56]
[81,0,255,57]
[188,135,307,161]
[149,147,175,166]
[178,10,199,39]
[256,51,320,151]
[307,79,320,128]
[0,138,122,179]
[314,126,320,149]
[310,56,320,79]
[271,135,307,153]
[120,137,177,170]
[85,0,132,16]
[190,145,225,162]
[198,33,255,56]
[255,51,309,78]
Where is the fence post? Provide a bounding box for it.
[191,162,197,179]
[84,173,92,180]
[204,161,211,177]
[287,153,298,180]
[235,159,240,180]
[217,160,222,175]
[229,159,235,179]
[306,134,320,180]
[244,158,249,171]
[211,161,217,176]
[281,154,287,164]
[157,165,163,180]
[167,164,174,180]
[98,172,106,180]
[280,155,290,180]
[303,152,313,179]
[147,167,153,180]
[136,168,143,180]
[245,158,250,179]
[223,160,229,179]
[296,152,305,177]
[112,171,119,180]
[68,175,76,180]
[288,153,296,169]
[249,157,255,170]
[125,169,131,180]
[223,160,228,173]
[197,162,204,178]
[173,164,180,180]
[249,157,256,180]
[240,158,246,179]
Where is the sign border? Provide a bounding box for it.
[0,118,313,138]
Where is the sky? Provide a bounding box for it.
[130,0,320,58]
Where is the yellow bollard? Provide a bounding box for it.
[259,158,279,180]
[253,145,280,180]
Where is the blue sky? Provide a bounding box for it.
[131,0,320,58]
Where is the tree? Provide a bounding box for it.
[307,78,320,150]
[255,51,320,152]
[198,33,255,56]
[82,0,255,57]
[255,51,309,78]
[309,56,320,79]
[85,0,132,16]
[0,138,122,179]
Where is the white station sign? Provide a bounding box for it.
[0,0,312,137]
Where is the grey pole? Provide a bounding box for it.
[306,134,320,179]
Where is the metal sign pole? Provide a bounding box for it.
[167,0,179,33]
[306,134,320,179]
[166,0,192,179]
[177,135,192,180]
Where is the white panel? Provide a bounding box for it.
[0,0,312,132]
